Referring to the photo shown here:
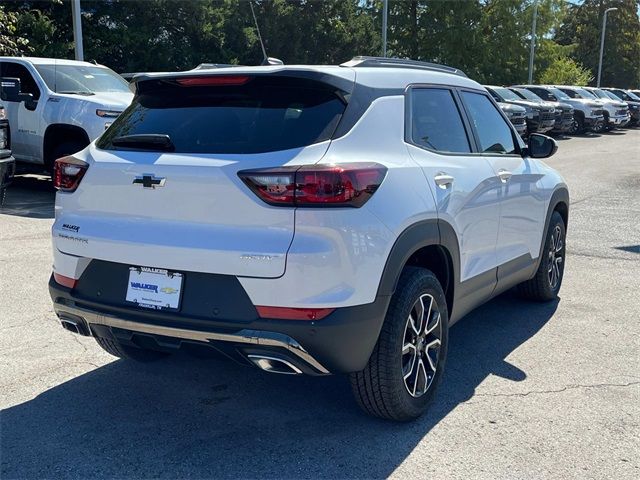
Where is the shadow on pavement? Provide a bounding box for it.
[1,292,558,479]
[0,175,54,219]
[614,244,640,254]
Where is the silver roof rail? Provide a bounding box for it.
[341,56,467,78]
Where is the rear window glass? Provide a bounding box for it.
[410,88,471,154]
[97,76,346,154]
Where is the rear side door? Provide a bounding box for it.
[0,61,44,163]
[406,86,500,304]
[458,90,545,285]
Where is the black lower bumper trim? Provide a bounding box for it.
[50,275,390,374]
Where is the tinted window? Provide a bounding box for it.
[0,62,41,100]
[576,88,596,99]
[461,91,517,155]
[561,89,579,99]
[410,88,470,153]
[512,87,542,101]
[548,88,571,100]
[490,87,521,101]
[487,88,502,103]
[98,76,346,154]
[530,88,555,101]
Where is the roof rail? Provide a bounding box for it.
[341,56,467,78]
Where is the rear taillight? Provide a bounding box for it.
[238,163,387,208]
[53,156,88,192]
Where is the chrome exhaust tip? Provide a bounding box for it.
[247,354,303,375]
[59,316,90,336]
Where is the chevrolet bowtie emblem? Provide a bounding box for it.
[133,174,165,189]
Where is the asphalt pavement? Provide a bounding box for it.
[1,129,639,479]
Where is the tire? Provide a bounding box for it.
[517,211,566,302]
[45,140,87,174]
[592,120,604,133]
[94,335,169,362]
[350,267,449,421]
[570,116,584,135]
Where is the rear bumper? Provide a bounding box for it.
[49,274,390,375]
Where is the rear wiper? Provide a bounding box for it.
[57,91,95,96]
[112,134,175,152]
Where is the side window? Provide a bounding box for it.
[0,62,41,101]
[410,88,471,154]
[562,89,578,99]
[460,91,517,155]
[487,89,501,103]
[532,88,553,101]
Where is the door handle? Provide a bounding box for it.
[497,169,512,183]
[434,172,454,189]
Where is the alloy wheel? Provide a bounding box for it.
[548,225,564,290]
[569,120,578,134]
[402,293,442,398]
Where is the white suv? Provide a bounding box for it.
[49,57,569,421]
[0,57,133,171]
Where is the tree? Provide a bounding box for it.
[556,0,640,88]
[0,5,31,56]
[539,56,593,85]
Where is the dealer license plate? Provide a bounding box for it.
[126,266,183,310]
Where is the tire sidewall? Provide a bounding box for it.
[387,269,449,420]
[540,212,566,297]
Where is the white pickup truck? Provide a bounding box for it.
[0,57,133,172]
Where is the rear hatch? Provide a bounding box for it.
[53,71,354,278]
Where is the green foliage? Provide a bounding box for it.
[0,5,31,56]
[556,0,640,87]
[539,56,594,85]
[2,0,638,87]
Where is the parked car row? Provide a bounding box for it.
[1,54,638,422]
[0,56,638,177]
[486,83,639,137]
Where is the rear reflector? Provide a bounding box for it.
[256,306,335,321]
[53,156,88,192]
[239,163,387,208]
[176,76,251,87]
[53,273,78,289]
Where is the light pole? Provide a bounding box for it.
[528,0,538,84]
[71,0,84,61]
[597,7,618,87]
[382,0,388,57]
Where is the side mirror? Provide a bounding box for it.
[0,77,37,110]
[21,93,37,111]
[526,133,558,159]
[0,77,21,102]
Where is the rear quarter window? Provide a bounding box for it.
[97,76,346,154]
